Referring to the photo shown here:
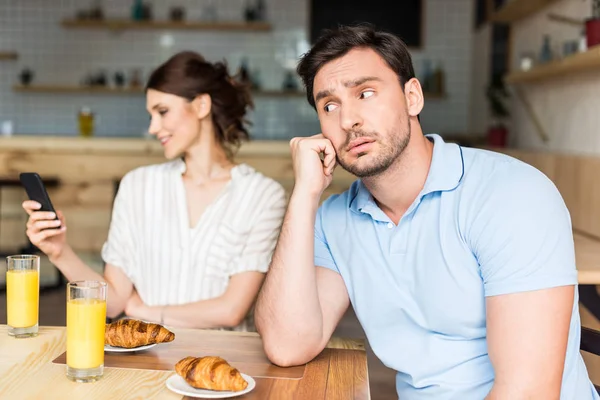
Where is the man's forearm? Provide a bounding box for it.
[255,189,324,359]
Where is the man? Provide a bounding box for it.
[254,25,598,399]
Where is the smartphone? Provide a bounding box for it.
[19,172,61,226]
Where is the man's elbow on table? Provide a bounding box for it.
[255,306,326,366]
[262,339,324,367]
[259,324,325,367]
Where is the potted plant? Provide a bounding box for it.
[586,0,600,48]
[486,73,510,147]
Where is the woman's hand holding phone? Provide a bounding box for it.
[22,200,67,260]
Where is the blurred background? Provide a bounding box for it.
[2,1,600,398]
[0,0,480,140]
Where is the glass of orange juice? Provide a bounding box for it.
[66,281,107,382]
[6,255,40,338]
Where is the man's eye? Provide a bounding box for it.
[324,103,338,113]
[360,90,374,99]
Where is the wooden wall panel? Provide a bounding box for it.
[578,157,600,237]
[48,183,115,208]
[0,152,165,184]
[553,155,581,228]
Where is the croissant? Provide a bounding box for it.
[104,319,175,348]
[175,356,248,392]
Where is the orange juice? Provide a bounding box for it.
[6,269,39,328]
[66,298,107,369]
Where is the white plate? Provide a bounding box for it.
[104,343,157,352]
[166,373,255,398]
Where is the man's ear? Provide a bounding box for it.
[191,94,212,119]
[404,78,424,117]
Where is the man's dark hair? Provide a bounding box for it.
[297,24,416,109]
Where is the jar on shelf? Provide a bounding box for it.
[78,106,95,138]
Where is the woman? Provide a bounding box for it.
[22,51,287,331]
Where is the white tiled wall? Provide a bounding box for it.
[413,0,474,136]
[0,0,474,140]
[509,0,600,154]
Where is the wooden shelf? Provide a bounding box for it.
[13,85,144,94]
[0,52,18,61]
[12,85,304,98]
[61,19,271,32]
[492,0,560,23]
[505,46,600,84]
[12,85,446,101]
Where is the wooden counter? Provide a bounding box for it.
[0,136,292,156]
[0,136,356,253]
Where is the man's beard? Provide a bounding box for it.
[336,123,411,178]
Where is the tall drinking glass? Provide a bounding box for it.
[6,255,40,338]
[66,281,107,382]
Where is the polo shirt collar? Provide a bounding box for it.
[349,133,464,219]
[421,133,464,196]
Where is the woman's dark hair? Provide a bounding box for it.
[297,24,416,109]
[146,51,253,158]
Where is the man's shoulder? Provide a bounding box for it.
[459,147,567,224]
[461,147,557,195]
[461,146,531,176]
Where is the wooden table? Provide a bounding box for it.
[0,325,370,399]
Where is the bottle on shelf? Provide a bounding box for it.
[282,71,298,91]
[433,61,445,95]
[244,0,256,21]
[131,0,143,21]
[238,58,251,85]
[421,59,432,92]
[579,29,588,52]
[256,0,267,21]
[78,107,95,138]
[539,34,553,64]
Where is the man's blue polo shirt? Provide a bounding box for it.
[314,134,598,399]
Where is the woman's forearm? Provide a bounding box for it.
[50,246,128,318]
[139,296,246,329]
[50,245,104,283]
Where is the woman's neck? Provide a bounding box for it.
[182,124,234,185]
